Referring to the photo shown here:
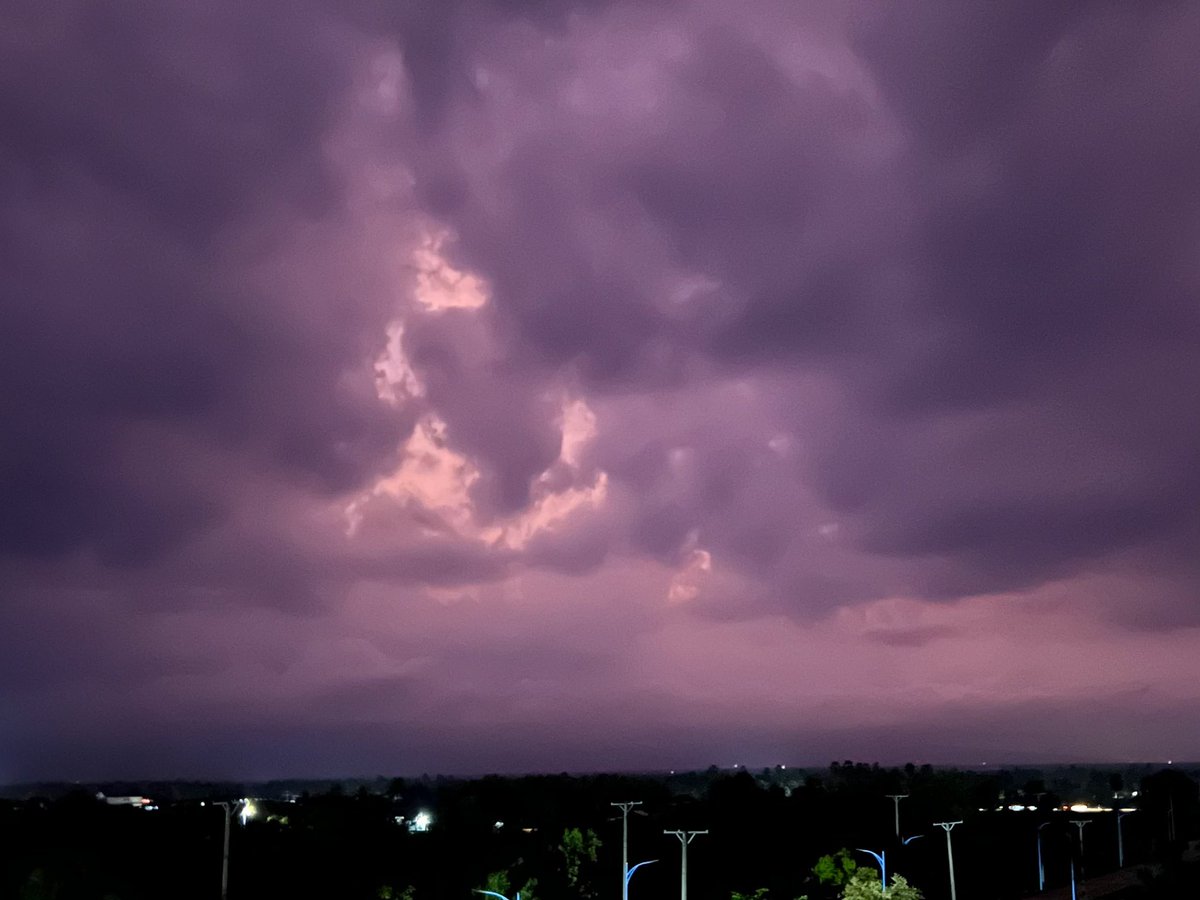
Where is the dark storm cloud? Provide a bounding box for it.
[0,0,405,564]
[393,0,1200,610]
[823,0,1200,596]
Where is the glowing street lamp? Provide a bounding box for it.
[856,849,887,892]
[476,890,519,900]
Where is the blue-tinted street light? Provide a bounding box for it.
[856,848,887,892]
[1117,812,1133,868]
[626,860,657,893]
[1037,822,1050,892]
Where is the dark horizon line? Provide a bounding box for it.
[4,758,1194,794]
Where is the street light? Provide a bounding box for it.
[934,821,962,900]
[1117,812,1133,869]
[475,890,519,900]
[611,801,644,900]
[626,860,657,895]
[664,830,707,900]
[856,848,887,892]
[1036,821,1050,892]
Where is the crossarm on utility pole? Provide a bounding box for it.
[665,830,708,900]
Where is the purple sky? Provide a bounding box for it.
[2,0,1200,781]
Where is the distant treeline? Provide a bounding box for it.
[2,762,1197,900]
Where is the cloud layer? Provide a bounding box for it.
[2,0,1199,780]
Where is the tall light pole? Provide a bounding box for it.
[856,848,887,892]
[934,821,962,900]
[1117,812,1133,868]
[611,801,643,900]
[1036,821,1050,892]
[664,830,707,900]
[213,802,232,900]
[887,795,909,840]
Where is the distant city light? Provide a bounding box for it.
[409,810,433,833]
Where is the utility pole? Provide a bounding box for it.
[664,830,708,900]
[1071,819,1091,892]
[611,801,642,900]
[214,802,232,900]
[887,795,909,840]
[934,821,962,900]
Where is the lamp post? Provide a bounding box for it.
[611,801,643,900]
[664,830,707,900]
[934,821,962,900]
[856,848,887,892]
[1117,812,1133,868]
[1036,822,1050,892]
[887,795,909,840]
